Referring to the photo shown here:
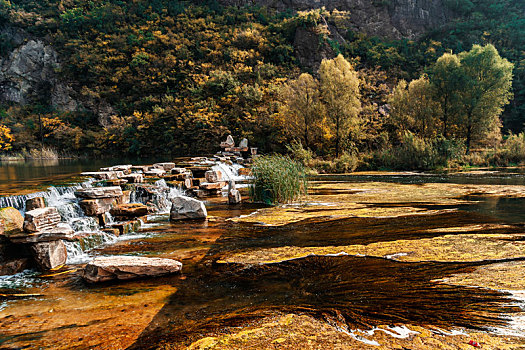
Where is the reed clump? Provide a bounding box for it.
[250,154,308,205]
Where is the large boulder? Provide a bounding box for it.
[30,240,67,270]
[82,256,182,283]
[75,186,123,199]
[170,196,207,221]
[0,207,24,236]
[25,197,46,211]
[23,207,61,233]
[110,203,148,218]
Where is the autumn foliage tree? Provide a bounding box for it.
[319,54,361,157]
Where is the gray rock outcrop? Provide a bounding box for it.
[170,196,207,221]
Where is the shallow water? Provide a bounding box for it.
[1,170,525,348]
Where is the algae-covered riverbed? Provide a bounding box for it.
[2,170,525,349]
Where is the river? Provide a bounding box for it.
[1,165,525,349]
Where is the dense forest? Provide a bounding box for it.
[0,0,523,170]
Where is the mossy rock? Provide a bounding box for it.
[0,207,24,236]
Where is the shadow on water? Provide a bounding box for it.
[458,196,525,225]
[129,255,520,349]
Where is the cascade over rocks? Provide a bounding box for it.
[170,196,207,221]
[82,256,182,283]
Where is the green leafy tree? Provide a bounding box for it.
[458,44,513,152]
[319,54,361,157]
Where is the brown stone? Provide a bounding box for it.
[0,258,31,275]
[205,170,223,183]
[25,197,46,211]
[0,207,24,236]
[110,203,148,218]
[153,162,176,171]
[120,173,143,183]
[102,228,120,236]
[9,223,75,243]
[109,220,141,235]
[199,182,227,190]
[23,207,61,233]
[82,256,182,283]
[75,186,123,199]
[105,179,128,186]
[79,198,116,216]
[31,240,67,270]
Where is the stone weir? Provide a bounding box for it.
[0,139,253,279]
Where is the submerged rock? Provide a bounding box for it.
[170,196,207,221]
[0,207,24,236]
[23,207,61,233]
[31,240,67,270]
[82,256,182,283]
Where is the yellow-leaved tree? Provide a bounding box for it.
[279,73,324,149]
[0,124,14,151]
[319,54,361,157]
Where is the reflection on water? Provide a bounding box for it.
[460,196,525,225]
[0,158,164,195]
[130,256,519,349]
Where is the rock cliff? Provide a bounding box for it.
[221,0,451,39]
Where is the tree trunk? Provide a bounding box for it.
[335,117,340,158]
[466,112,472,154]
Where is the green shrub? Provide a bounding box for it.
[378,131,464,170]
[250,154,308,205]
[286,140,315,167]
[484,133,525,166]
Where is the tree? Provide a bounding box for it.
[429,53,463,138]
[390,75,442,138]
[279,73,323,149]
[319,54,361,157]
[458,44,513,152]
[0,125,14,152]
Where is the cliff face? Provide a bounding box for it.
[0,26,115,125]
[221,0,451,39]
[0,27,78,111]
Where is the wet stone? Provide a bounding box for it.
[75,186,123,199]
[25,197,46,211]
[170,196,207,221]
[110,203,149,218]
[82,256,182,283]
[23,207,61,233]
[79,198,116,216]
[9,223,75,243]
[119,173,143,184]
[31,240,67,270]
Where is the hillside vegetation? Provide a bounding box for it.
[0,0,523,169]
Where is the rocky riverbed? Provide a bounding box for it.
[1,167,525,349]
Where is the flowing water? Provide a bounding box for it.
[1,168,525,348]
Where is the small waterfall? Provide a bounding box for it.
[152,179,185,212]
[212,162,248,183]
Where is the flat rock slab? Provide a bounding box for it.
[82,256,182,283]
[110,203,148,217]
[9,223,75,243]
[23,207,61,233]
[75,186,123,199]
